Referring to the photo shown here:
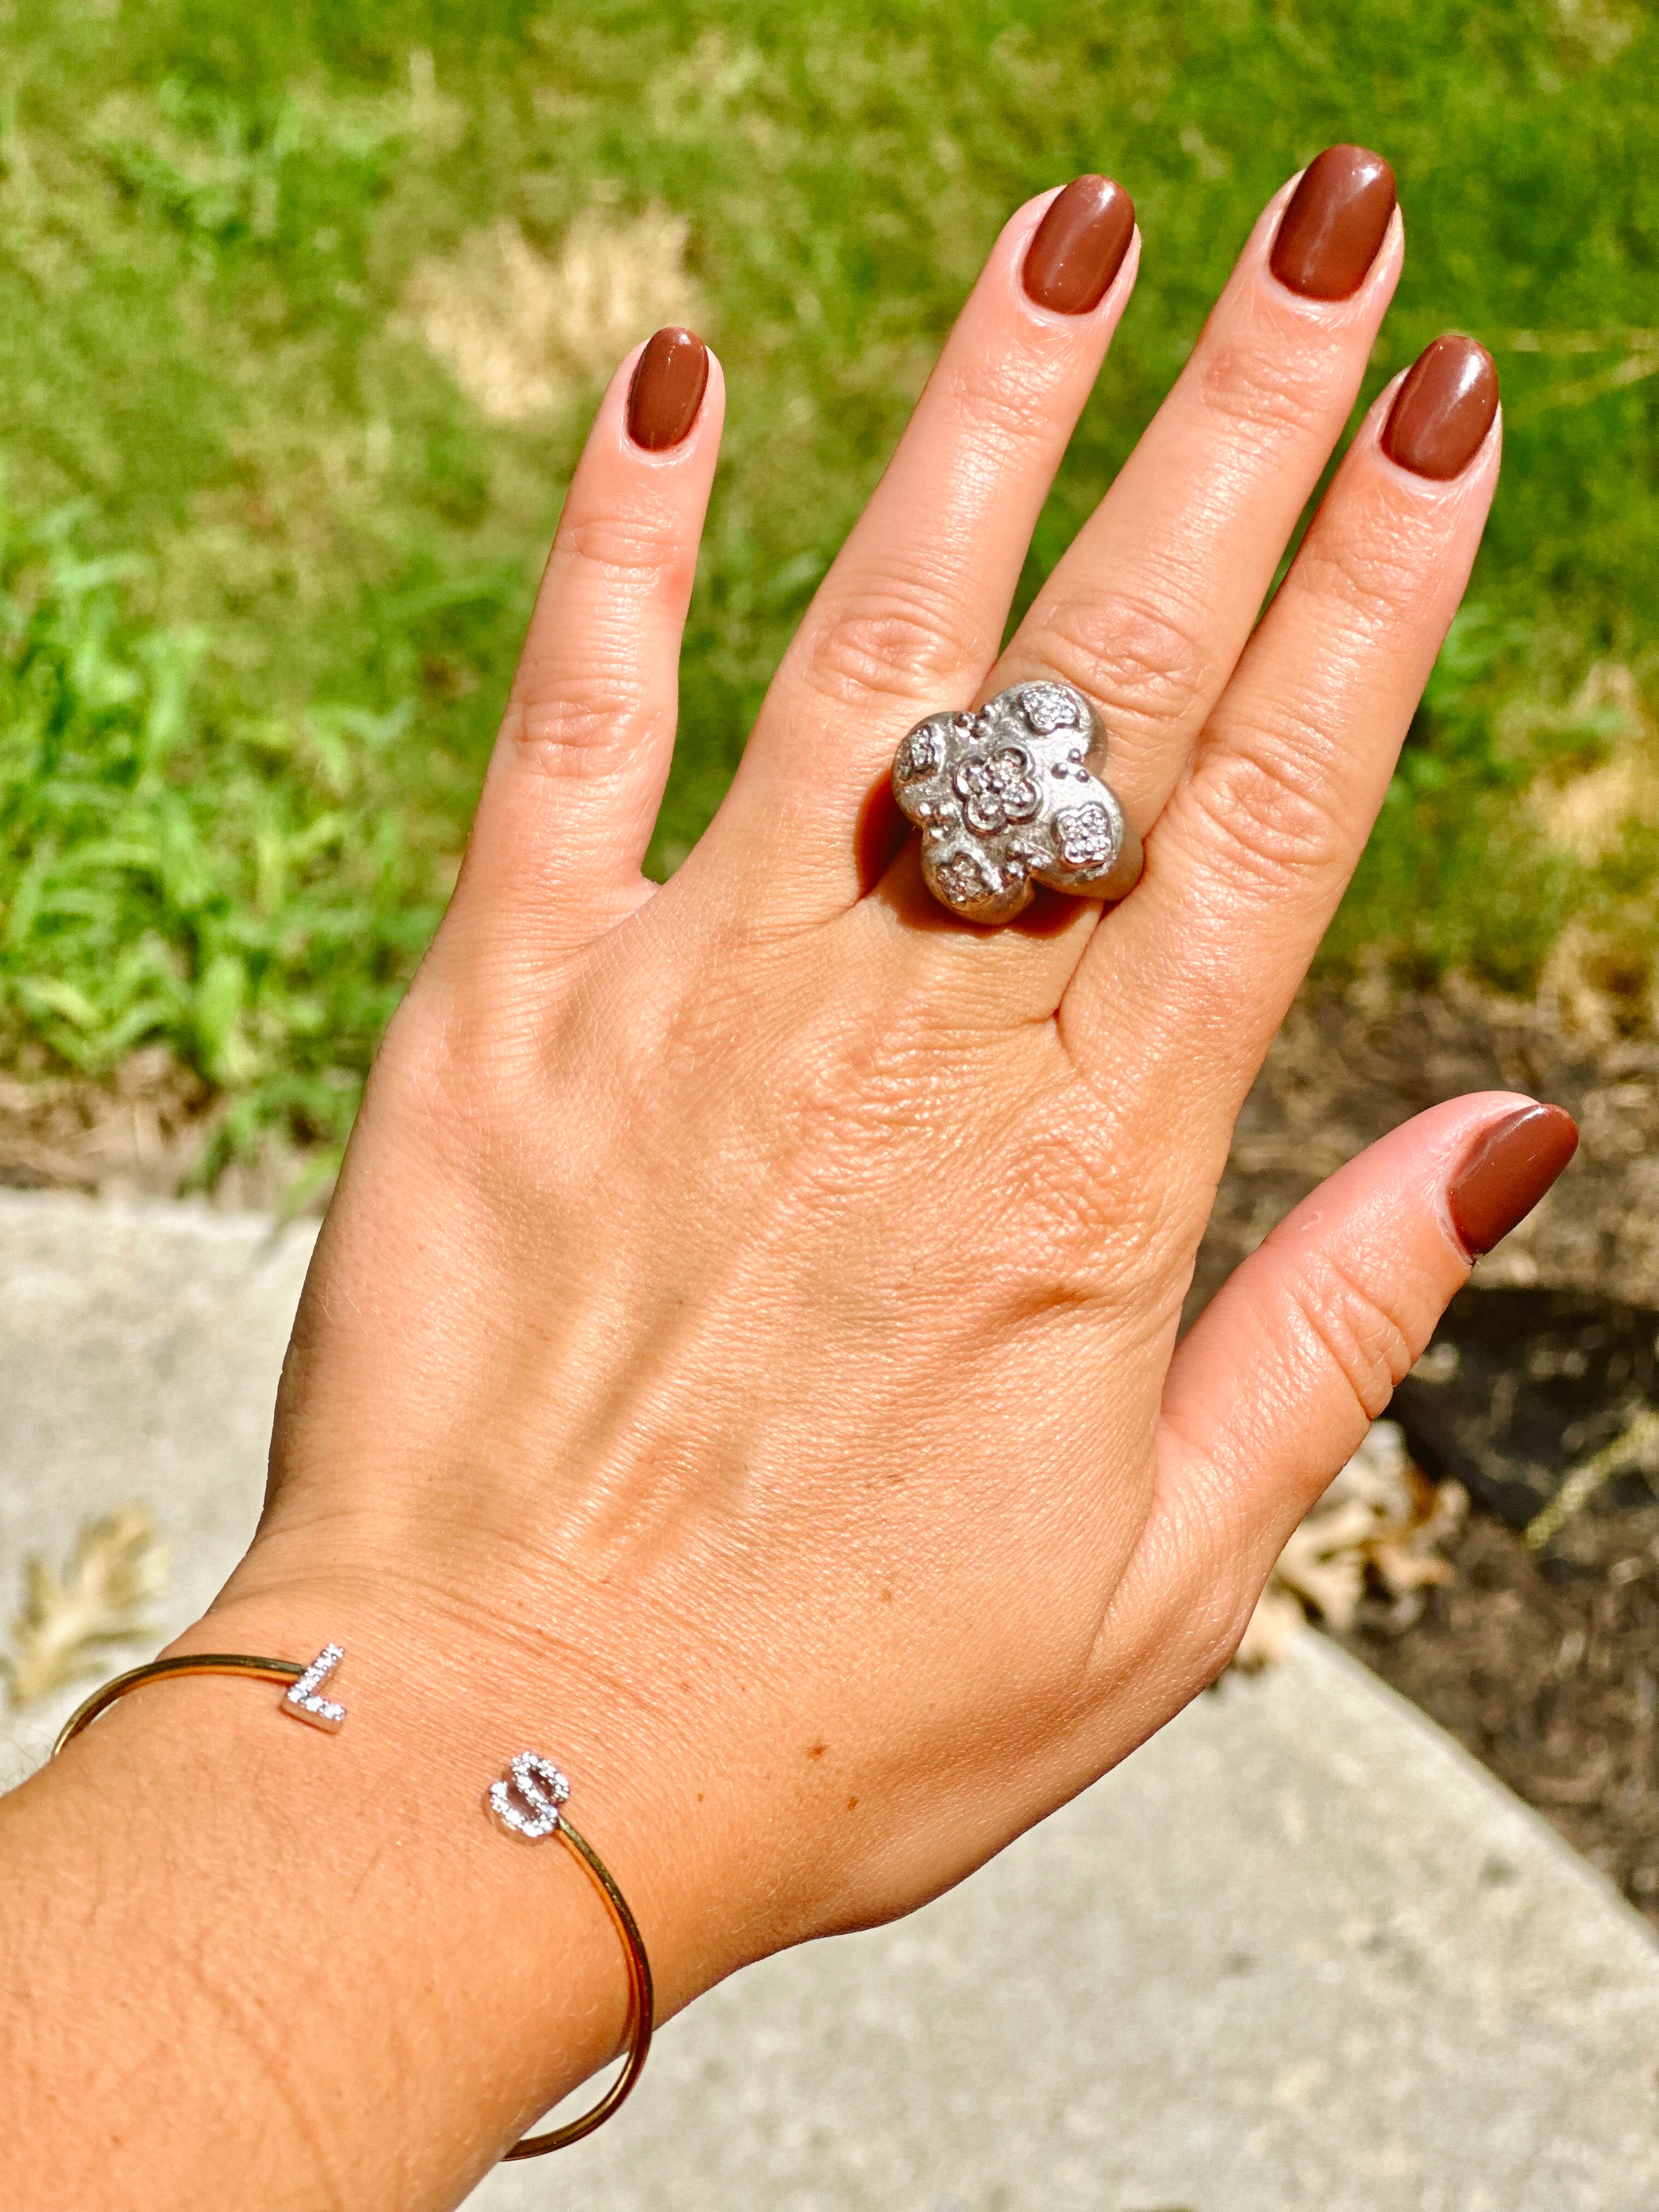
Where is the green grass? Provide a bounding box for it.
[2,0,1657,1161]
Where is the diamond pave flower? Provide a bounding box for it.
[891,680,1131,923]
[1018,681,1085,736]
[934,849,996,912]
[1051,802,1115,873]
[893,722,944,783]
[952,745,1041,837]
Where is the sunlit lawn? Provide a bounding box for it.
[2,0,1656,1166]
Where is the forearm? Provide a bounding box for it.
[0,1598,659,2212]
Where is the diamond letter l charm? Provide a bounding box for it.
[281,1644,348,1731]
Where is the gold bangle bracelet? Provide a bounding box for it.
[500,1805,655,2158]
[50,1645,654,2161]
[54,1646,348,1750]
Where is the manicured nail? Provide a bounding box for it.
[1447,1104,1578,1258]
[626,327,709,451]
[1269,144,1396,300]
[1022,176,1136,315]
[1381,335,1499,480]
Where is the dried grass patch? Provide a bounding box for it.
[1,1506,170,1708]
[0,1049,317,1211]
[1530,663,1659,865]
[403,206,701,425]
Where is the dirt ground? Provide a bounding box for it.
[1335,1488,1659,1928]
[1199,978,1659,1927]
[1190,972,1659,1322]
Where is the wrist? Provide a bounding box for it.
[3,1567,695,2207]
[191,1537,749,2021]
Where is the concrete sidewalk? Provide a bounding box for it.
[2,1188,1656,2211]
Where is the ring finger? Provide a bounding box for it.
[702,176,1142,918]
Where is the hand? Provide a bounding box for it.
[14,153,1573,2203]
[233,148,1572,1957]
[239,150,1573,1967]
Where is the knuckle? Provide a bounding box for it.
[1197,324,1340,445]
[1002,1100,1176,1288]
[941,349,1062,453]
[1283,1246,1418,1425]
[556,506,689,589]
[798,569,968,714]
[1027,588,1217,742]
[504,672,656,781]
[1183,720,1349,891]
[373,980,528,1153]
[1029,1143,1161,1262]
[1290,526,1426,640]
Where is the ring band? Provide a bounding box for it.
[892,679,1142,924]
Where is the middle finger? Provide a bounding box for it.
[991,145,1402,845]
[850,149,1404,1026]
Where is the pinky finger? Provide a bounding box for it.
[446,329,723,969]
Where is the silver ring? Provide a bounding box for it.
[892,680,1143,925]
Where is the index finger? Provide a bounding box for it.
[1060,337,1502,1135]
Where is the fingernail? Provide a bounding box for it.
[626,327,709,451]
[1447,1103,1578,1258]
[1022,176,1136,315]
[1269,144,1396,300]
[1381,335,1500,480]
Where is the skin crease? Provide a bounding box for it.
[0,163,1575,2211]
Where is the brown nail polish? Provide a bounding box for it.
[1381,335,1499,481]
[626,327,709,451]
[1269,145,1396,301]
[1022,176,1136,316]
[1447,1103,1578,1258]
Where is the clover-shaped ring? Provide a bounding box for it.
[891,681,1144,926]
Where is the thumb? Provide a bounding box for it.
[1142,1093,1577,1674]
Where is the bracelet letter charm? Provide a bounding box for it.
[893,679,1143,924]
[489,1750,571,1838]
[281,1643,349,1731]
[54,1653,650,2168]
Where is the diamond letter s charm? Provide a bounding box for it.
[489,1751,571,1840]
